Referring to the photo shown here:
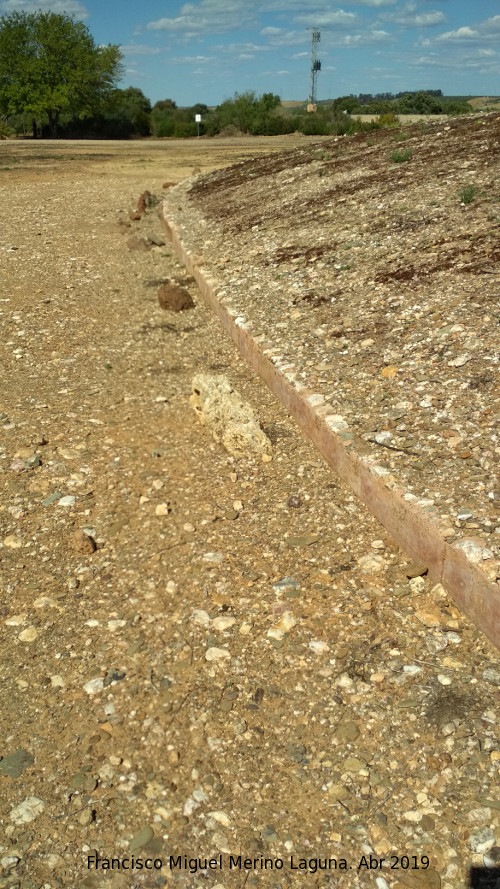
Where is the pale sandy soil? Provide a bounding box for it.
[0,135,499,889]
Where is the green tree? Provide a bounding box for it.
[108,87,151,135]
[396,91,442,114]
[0,11,123,137]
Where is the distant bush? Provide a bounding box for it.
[60,87,152,138]
[0,119,12,139]
[391,148,412,163]
[459,185,478,204]
[151,100,208,137]
[375,112,400,129]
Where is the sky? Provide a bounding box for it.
[1,0,499,106]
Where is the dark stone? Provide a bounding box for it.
[0,748,34,779]
[158,283,195,312]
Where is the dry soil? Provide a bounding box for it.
[0,134,499,889]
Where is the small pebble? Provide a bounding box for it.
[155,503,171,516]
[205,647,231,662]
[9,797,45,824]
[468,827,496,854]
[58,495,76,507]
[83,678,104,695]
[18,627,39,643]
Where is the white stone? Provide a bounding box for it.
[45,853,65,869]
[202,551,224,563]
[190,374,272,458]
[50,675,65,688]
[3,535,22,549]
[83,678,104,695]
[192,609,210,627]
[437,674,452,686]
[325,414,349,431]
[454,538,494,562]
[452,353,471,367]
[10,797,45,824]
[358,553,386,572]
[1,856,20,868]
[309,640,330,654]
[403,810,422,823]
[209,811,231,827]
[107,619,126,631]
[5,614,26,626]
[212,615,236,631]
[205,647,230,662]
[467,827,495,854]
[57,496,76,507]
[336,673,355,691]
[155,503,171,516]
[18,627,39,643]
[409,576,426,594]
[33,596,57,609]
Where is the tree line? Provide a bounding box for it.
[332,91,472,116]
[0,11,473,141]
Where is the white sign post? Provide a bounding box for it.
[195,113,202,137]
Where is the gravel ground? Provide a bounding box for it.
[166,114,500,588]
[0,137,499,889]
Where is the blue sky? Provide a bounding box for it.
[1,0,499,106]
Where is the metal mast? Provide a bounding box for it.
[308,28,321,105]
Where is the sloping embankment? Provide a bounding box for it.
[160,114,500,649]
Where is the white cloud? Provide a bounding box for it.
[260,28,308,46]
[147,0,257,34]
[437,25,478,41]
[262,0,395,7]
[315,28,391,47]
[171,54,215,62]
[0,0,88,16]
[381,3,446,27]
[411,47,500,72]
[435,17,500,44]
[260,26,283,35]
[294,9,359,28]
[219,41,271,53]
[122,44,161,56]
[339,28,391,45]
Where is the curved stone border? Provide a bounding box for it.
[160,203,500,651]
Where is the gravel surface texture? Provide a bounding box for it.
[164,115,500,594]
[0,136,499,889]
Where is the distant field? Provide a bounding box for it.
[468,95,500,110]
[281,95,500,112]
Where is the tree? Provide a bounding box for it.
[108,87,151,136]
[0,11,123,137]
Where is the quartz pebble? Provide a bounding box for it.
[10,797,45,824]
[205,647,231,662]
[467,827,496,854]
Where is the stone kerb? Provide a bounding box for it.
[160,199,500,652]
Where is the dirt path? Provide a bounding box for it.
[0,139,499,889]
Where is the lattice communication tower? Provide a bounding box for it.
[308,28,321,105]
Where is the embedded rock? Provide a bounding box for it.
[190,374,272,458]
[158,283,195,312]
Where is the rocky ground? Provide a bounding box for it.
[0,135,499,889]
[169,114,500,578]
